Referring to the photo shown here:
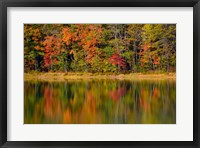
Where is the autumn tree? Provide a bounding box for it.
[24,24,176,73]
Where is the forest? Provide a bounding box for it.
[24,24,176,73]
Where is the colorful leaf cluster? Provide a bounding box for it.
[24,24,176,73]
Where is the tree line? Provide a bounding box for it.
[24,24,176,73]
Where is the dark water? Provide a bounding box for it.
[24,80,176,124]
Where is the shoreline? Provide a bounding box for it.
[24,72,176,81]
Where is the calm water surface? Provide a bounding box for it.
[24,79,176,124]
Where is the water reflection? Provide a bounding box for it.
[24,80,176,124]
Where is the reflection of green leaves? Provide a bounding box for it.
[24,80,176,124]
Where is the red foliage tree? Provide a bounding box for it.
[109,53,127,69]
[42,35,62,70]
[62,24,102,64]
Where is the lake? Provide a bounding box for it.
[24,79,176,124]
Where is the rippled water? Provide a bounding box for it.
[24,79,176,124]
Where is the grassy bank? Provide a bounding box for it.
[24,72,176,81]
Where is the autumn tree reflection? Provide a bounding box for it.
[24,80,176,124]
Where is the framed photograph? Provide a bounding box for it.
[0,0,199,147]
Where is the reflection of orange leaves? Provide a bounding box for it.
[43,87,62,120]
[86,91,95,102]
[63,109,71,123]
[109,87,126,101]
[86,91,96,112]
[152,88,160,99]
[141,88,148,97]
[82,91,97,118]
[139,99,149,111]
[44,87,52,116]
[139,89,150,111]
[32,103,42,123]
[69,98,76,106]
